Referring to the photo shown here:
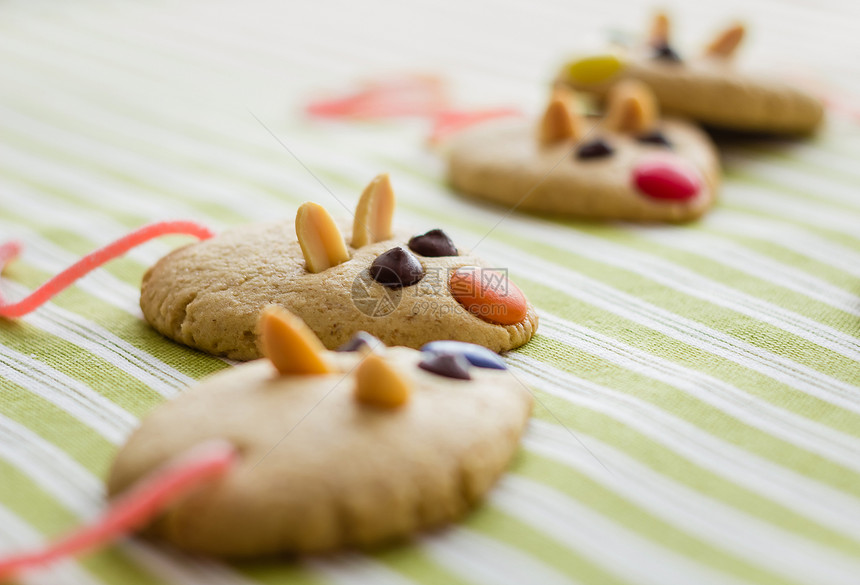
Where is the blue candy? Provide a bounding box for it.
[420,341,507,370]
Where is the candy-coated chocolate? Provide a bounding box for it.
[632,155,702,201]
[565,54,626,85]
[336,331,381,353]
[408,229,458,257]
[653,42,682,62]
[577,138,614,160]
[418,353,472,380]
[449,267,528,326]
[421,341,507,370]
[369,246,424,288]
[636,129,672,148]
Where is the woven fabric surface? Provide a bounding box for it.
[1,0,859,584]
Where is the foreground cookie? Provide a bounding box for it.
[108,308,532,557]
[141,174,537,359]
[557,13,824,135]
[447,82,720,222]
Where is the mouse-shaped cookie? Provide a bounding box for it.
[140,174,537,359]
[446,81,720,222]
[557,13,824,135]
[107,307,532,557]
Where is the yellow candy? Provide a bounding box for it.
[565,54,626,85]
[260,306,332,376]
[295,201,350,273]
[354,353,411,408]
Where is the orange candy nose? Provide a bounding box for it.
[449,267,528,325]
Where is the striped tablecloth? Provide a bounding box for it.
[1,0,859,584]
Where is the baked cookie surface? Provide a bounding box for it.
[108,310,532,557]
[447,83,721,222]
[140,175,537,359]
[557,14,824,134]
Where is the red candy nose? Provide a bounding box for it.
[632,155,702,201]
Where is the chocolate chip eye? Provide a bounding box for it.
[369,246,424,288]
[652,42,682,62]
[418,353,472,380]
[336,331,380,352]
[408,229,458,257]
[576,138,614,160]
[421,340,507,370]
[636,130,673,148]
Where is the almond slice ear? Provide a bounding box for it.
[603,80,659,134]
[352,173,395,248]
[260,306,332,375]
[650,12,670,46]
[354,353,410,408]
[539,89,582,145]
[295,202,350,273]
[705,23,745,58]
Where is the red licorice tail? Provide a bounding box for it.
[0,440,237,579]
[0,220,215,319]
[428,107,524,144]
[306,75,449,119]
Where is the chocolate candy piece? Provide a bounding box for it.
[418,353,472,380]
[576,138,614,160]
[653,42,682,62]
[421,340,507,370]
[369,246,424,288]
[336,331,381,353]
[637,129,672,148]
[408,229,458,257]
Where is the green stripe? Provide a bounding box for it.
[523,384,860,557]
[0,459,164,585]
[724,168,860,214]
[468,504,633,585]
[519,284,860,439]
[514,455,806,585]
[370,548,477,585]
[0,378,114,476]
[697,226,860,291]
[523,333,860,499]
[718,201,860,248]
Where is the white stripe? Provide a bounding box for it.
[0,345,134,445]
[307,556,417,585]
[535,314,860,469]
[493,476,748,585]
[703,211,860,278]
[420,530,579,585]
[746,143,860,184]
[0,176,177,267]
[721,183,860,239]
[508,353,860,541]
[525,420,860,585]
[724,154,860,210]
